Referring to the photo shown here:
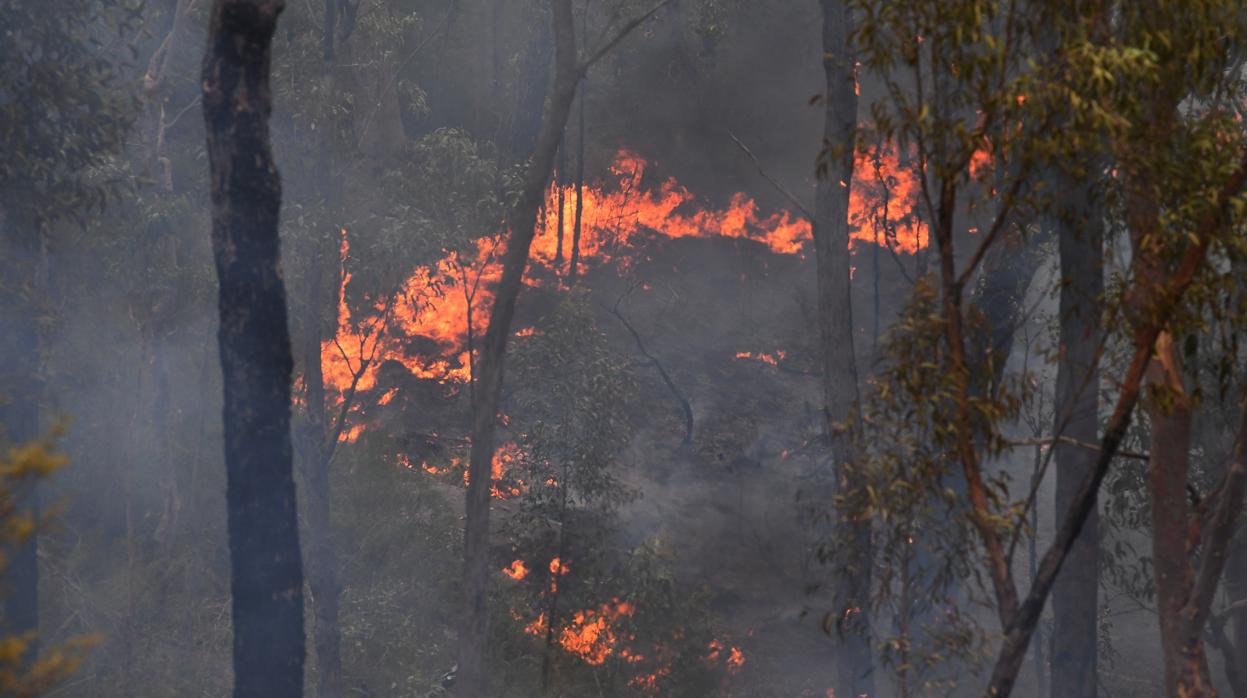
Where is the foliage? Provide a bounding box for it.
[0,0,140,233]
[0,429,96,697]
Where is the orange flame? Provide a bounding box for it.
[734,350,785,367]
[556,600,636,665]
[503,559,529,581]
[320,146,925,443]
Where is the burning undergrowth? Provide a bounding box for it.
[304,145,926,694]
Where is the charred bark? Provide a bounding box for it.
[201,2,305,695]
[813,1,874,695]
[1050,175,1103,698]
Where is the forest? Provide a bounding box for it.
[0,0,1246,696]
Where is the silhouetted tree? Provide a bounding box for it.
[202,1,305,695]
[812,2,874,696]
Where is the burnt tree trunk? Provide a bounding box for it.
[813,1,873,695]
[202,2,305,696]
[568,82,586,284]
[459,2,582,694]
[1050,176,1103,698]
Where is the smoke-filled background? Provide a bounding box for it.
[1,0,1246,697]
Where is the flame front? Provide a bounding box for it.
[319,146,926,448]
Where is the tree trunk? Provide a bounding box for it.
[1050,178,1103,698]
[814,1,873,695]
[1225,537,1247,698]
[458,2,581,694]
[202,2,305,696]
[301,237,343,698]
[555,136,566,268]
[1147,334,1208,697]
[568,82,586,284]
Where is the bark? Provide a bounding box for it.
[201,2,305,696]
[1050,176,1103,698]
[1146,335,1207,696]
[458,3,582,694]
[814,1,873,695]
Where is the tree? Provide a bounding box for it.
[1049,167,1103,698]
[848,0,1247,695]
[812,1,874,696]
[457,1,670,693]
[0,0,135,652]
[504,293,637,691]
[201,1,305,695]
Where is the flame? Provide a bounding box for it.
[503,559,529,581]
[548,556,570,593]
[556,600,636,665]
[459,442,524,499]
[319,146,925,443]
[734,350,785,367]
[629,666,671,693]
[705,639,745,674]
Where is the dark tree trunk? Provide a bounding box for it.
[568,83,586,284]
[1050,177,1103,698]
[201,2,305,696]
[555,136,566,268]
[458,2,581,694]
[813,2,873,695]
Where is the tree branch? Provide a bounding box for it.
[580,0,671,72]
[727,129,813,220]
[608,283,693,445]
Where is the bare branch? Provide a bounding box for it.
[607,282,693,445]
[727,129,813,220]
[580,0,671,72]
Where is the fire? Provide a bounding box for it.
[319,146,925,443]
[548,556,570,593]
[503,559,529,581]
[705,639,746,674]
[556,599,636,665]
[734,350,785,367]
[459,442,525,499]
[629,666,671,693]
